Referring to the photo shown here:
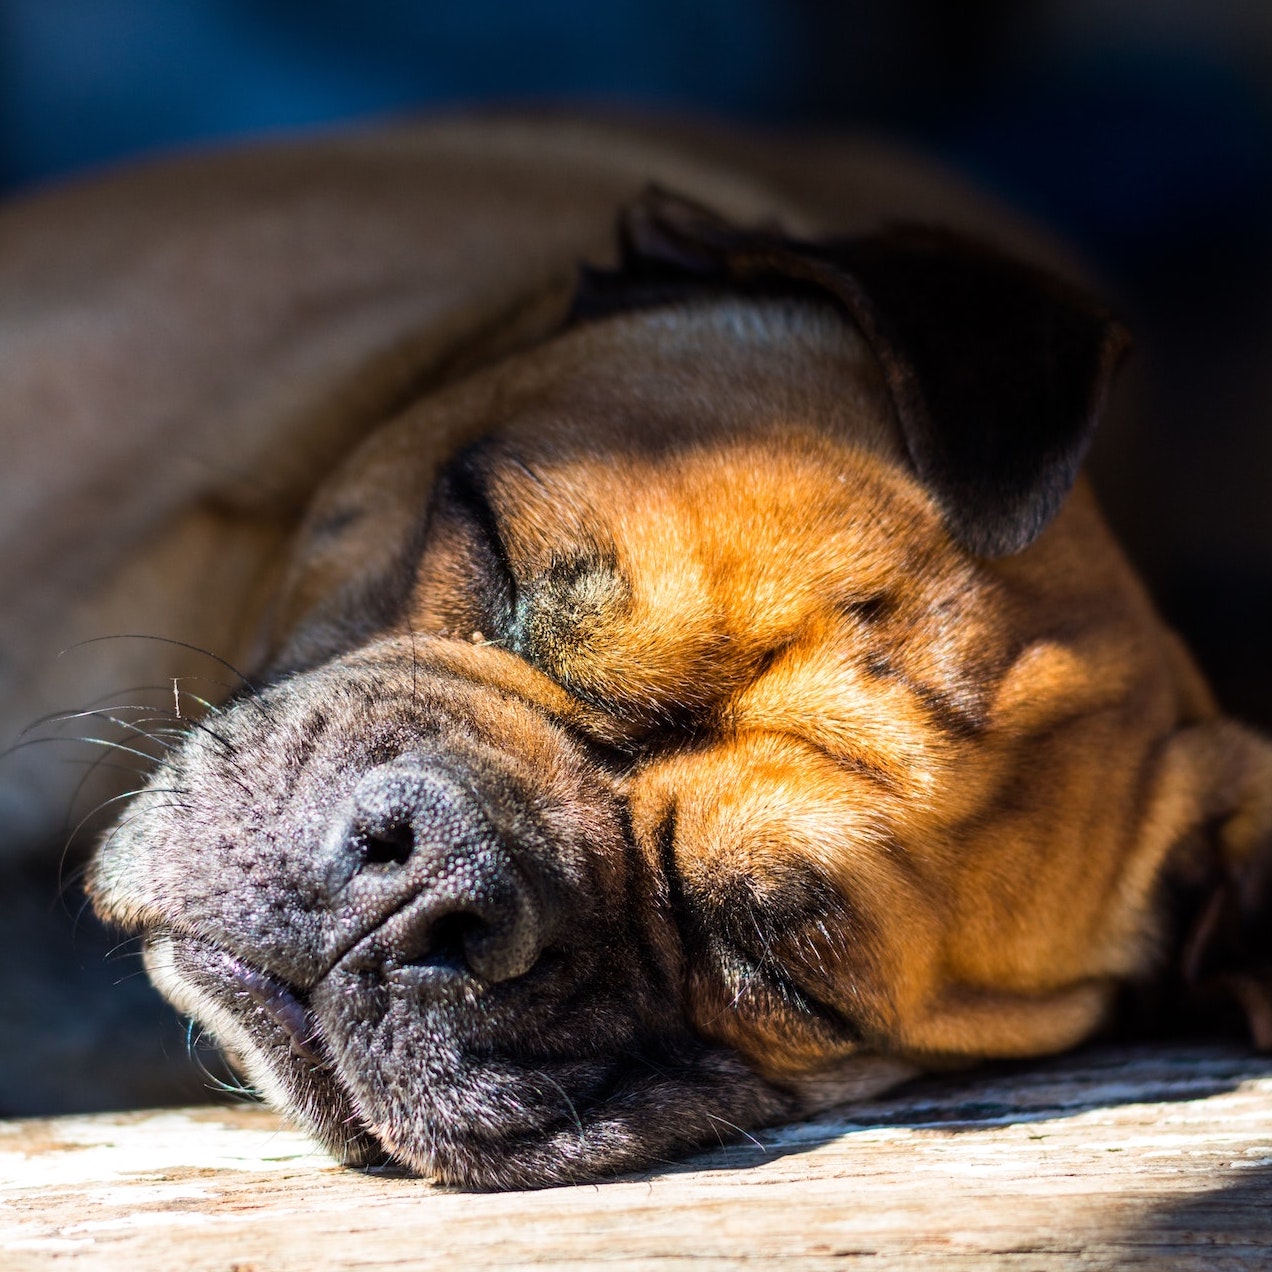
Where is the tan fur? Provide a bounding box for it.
[6,116,1271,1182]
[248,291,1267,1086]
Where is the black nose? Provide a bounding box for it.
[327,755,552,984]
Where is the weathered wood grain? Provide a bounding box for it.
[3,1044,1272,1271]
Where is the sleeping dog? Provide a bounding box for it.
[3,117,1270,1188]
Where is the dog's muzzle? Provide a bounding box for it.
[90,639,795,1187]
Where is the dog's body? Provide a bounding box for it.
[4,116,1271,1187]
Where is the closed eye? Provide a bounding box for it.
[425,451,519,639]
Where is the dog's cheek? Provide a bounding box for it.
[628,736,910,1078]
[90,718,337,975]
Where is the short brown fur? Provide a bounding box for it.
[4,117,1271,1186]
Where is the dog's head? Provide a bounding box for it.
[90,191,1272,1187]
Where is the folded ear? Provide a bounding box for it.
[1171,722,1272,1048]
[573,187,1130,557]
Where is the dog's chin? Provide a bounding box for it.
[145,931,801,1189]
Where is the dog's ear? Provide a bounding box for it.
[1170,722,1272,1048]
[574,187,1130,557]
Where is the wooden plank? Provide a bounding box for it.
[3,1044,1272,1271]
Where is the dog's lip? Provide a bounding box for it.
[221,954,322,1062]
[153,932,390,1168]
[160,933,323,1062]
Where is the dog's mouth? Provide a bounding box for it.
[146,933,389,1167]
[148,919,801,1189]
[145,881,587,1180]
[220,952,321,1061]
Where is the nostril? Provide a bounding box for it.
[358,823,414,868]
[388,886,546,986]
[401,909,485,973]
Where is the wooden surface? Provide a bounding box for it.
[3,1044,1272,1270]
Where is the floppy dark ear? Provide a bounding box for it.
[574,187,1130,557]
[1166,722,1272,1048]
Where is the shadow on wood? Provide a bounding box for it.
[2,1043,1271,1270]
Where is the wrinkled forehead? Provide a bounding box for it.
[271,299,948,672]
[488,298,909,467]
[305,296,910,535]
[429,302,964,646]
[459,424,945,612]
[458,297,932,563]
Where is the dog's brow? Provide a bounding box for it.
[508,457,549,490]
[438,452,518,585]
[443,453,503,543]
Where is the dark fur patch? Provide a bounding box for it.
[573,186,1130,558]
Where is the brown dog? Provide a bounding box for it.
[4,116,1270,1188]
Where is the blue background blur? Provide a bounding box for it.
[4,1,1270,284]
[3,0,1271,719]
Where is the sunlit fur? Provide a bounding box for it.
[89,294,1272,1186]
[398,303,1271,1073]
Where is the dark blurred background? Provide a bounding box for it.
[4,0,1268,724]
[1,0,1270,1113]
